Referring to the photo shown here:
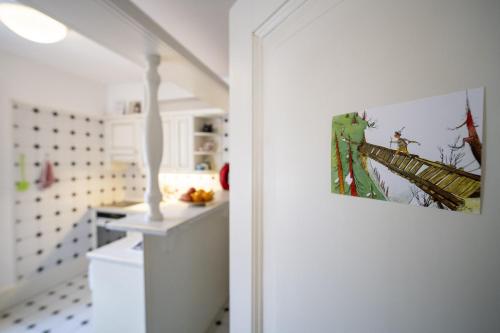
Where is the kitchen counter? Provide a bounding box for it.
[105,191,229,236]
[87,233,145,333]
[86,233,143,267]
[94,202,148,215]
[90,191,229,333]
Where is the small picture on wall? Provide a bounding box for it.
[331,87,484,214]
[125,101,142,115]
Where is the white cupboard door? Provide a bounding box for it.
[161,118,174,170]
[136,118,146,167]
[109,121,136,151]
[175,116,192,171]
[105,119,138,162]
[160,115,193,172]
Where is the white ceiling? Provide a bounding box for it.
[0,18,144,84]
[131,0,235,79]
[0,0,234,85]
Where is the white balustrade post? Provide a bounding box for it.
[144,54,164,221]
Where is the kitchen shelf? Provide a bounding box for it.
[193,116,224,174]
[194,132,220,137]
[193,170,217,174]
[193,151,221,156]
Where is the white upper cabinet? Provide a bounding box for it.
[161,117,174,170]
[105,116,142,163]
[174,116,192,170]
[105,110,224,172]
[160,115,193,172]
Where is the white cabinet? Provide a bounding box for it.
[105,111,225,172]
[192,116,224,172]
[175,116,192,170]
[105,114,191,169]
[161,115,193,172]
[105,116,142,163]
[161,117,174,169]
[88,235,145,333]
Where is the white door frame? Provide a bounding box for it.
[253,2,310,330]
[231,1,309,332]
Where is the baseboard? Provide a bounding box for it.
[0,257,88,312]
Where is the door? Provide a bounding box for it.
[231,0,500,332]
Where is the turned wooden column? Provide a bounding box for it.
[144,54,164,221]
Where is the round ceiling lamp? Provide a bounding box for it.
[0,3,67,44]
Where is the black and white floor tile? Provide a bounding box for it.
[0,274,92,333]
[0,273,229,333]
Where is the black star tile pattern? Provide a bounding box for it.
[222,116,230,164]
[12,102,146,282]
[0,274,92,333]
[0,272,229,333]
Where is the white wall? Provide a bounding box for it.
[230,0,500,332]
[106,81,193,115]
[0,50,106,292]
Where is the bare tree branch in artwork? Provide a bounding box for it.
[439,137,466,168]
[410,185,435,207]
[411,140,466,209]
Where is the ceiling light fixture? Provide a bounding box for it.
[0,3,67,44]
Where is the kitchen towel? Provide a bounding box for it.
[36,159,55,190]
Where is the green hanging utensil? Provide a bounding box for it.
[16,154,30,192]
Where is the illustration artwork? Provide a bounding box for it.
[331,88,484,214]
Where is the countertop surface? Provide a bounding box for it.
[105,191,229,236]
[94,202,149,215]
[86,233,143,266]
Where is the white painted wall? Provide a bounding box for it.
[106,81,193,115]
[230,0,500,332]
[0,50,106,292]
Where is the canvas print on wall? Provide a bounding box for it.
[331,87,484,214]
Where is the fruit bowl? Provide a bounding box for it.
[181,200,211,207]
[179,188,214,206]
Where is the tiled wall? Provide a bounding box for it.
[222,115,230,164]
[11,102,229,282]
[159,173,221,199]
[12,102,124,282]
[117,164,147,200]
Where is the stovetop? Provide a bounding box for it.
[100,200,143,208]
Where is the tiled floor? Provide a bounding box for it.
[0,273,229,333]
[0,274,92,333]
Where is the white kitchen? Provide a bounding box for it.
[0,1,231,333]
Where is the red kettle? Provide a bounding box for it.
[219,163,229,190]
